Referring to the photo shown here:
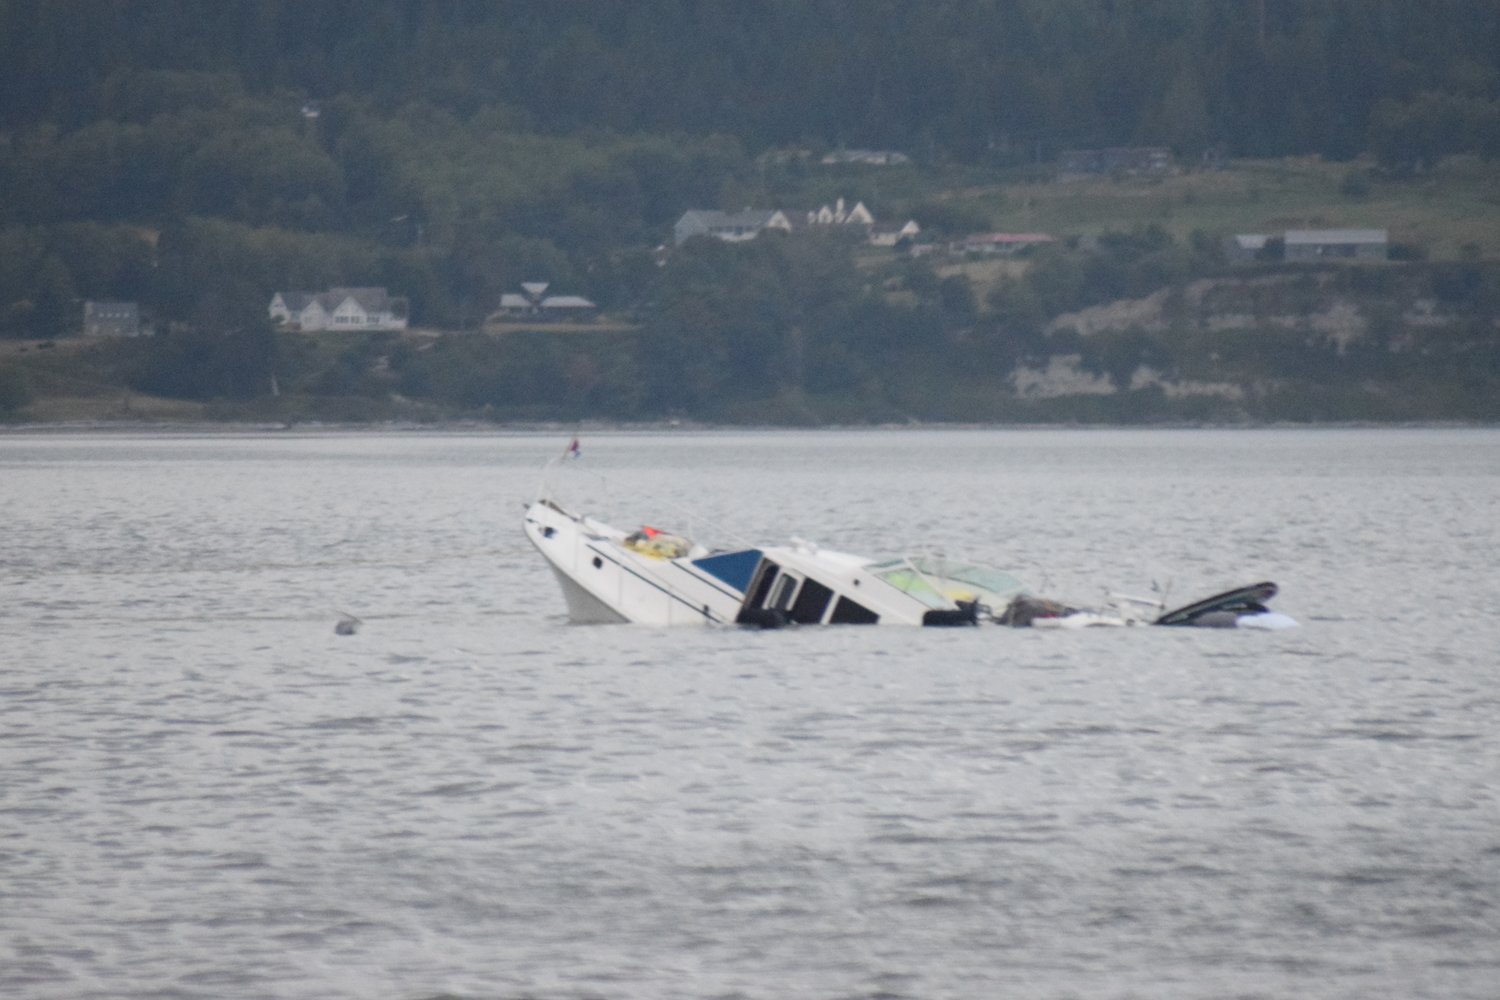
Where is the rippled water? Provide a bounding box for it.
[3,428,1498,999]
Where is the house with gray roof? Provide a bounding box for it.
[491,283,599,323]
[1226,229,1389,264]
[269,287,408,331]
[1226,233,1271,264]
[1283,229,1388,261]
[674,209,793,245]
[870,219,922,247]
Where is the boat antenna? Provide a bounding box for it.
[531,438,756,552]
[535,430,586,502]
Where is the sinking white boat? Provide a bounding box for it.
[523,490,1295,630]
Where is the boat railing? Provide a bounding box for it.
[534,454,758,554]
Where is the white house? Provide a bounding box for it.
[269,287,408,331]
[673,209,793,245]
[869,220,922,247]
[803,198,924,248]
[83,300,143,337]
[805,198,875,227]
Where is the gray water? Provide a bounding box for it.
[2,428,1497,1000]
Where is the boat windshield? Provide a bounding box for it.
[870,557,1029,609]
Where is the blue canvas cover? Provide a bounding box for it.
[691,549,763,594]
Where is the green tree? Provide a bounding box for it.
[1144,66,1214,157]
[32,254,78,338]
[128,320,276,401]
[0,365,31,416]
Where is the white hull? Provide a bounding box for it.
[547,563,630,624]
[524,493,1294,631]
[524,497,1027,627]
[525,499,745,625]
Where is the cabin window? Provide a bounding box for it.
[790,579,833,624]
[746,560,780,609]
[830,596,879,624]
[769,573,799,612]
[870,562,950,609]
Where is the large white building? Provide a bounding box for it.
[674,199,918,248]
[269,287,409,331]
[1226,229,1390,264]
[83,300,143,337]
[1283,229,1389,261]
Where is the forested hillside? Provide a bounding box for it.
[7,1,1500,160]
[3,0,1499,423]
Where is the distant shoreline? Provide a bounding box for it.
[5,418,1495,436]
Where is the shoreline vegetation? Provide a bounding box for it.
[5,212,1498,428]
[5,414,1497,435]
[4,4,1498,427]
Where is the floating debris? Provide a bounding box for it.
[334,613,362,636]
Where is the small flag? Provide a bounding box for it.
[564,437,581,459]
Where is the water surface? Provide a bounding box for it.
[3,428,1497,999]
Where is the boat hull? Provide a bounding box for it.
[524,497,1295,630]
[546,563,630,624]
[524,499,743,625]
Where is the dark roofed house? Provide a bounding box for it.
[491,283,599,323]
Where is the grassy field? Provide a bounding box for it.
[946,156,1500,260]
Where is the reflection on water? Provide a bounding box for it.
[3,428,1498,999]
